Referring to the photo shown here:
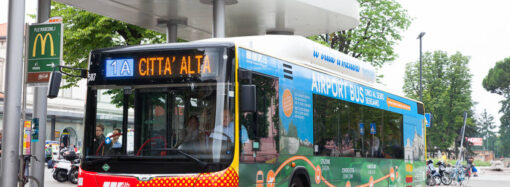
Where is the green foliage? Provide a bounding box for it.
[50,2,166,88]
[482,57,510,157]
[311,0,412,68]
[483,57,510,95]
[403,51,474,151]
[477,109,496,147]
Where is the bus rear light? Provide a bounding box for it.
[291,162,296,168]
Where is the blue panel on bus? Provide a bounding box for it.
[238,47,425,158]
[105,58,134,78]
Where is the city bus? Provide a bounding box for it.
[77,35,426,187]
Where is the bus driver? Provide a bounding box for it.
[210,108,234,142]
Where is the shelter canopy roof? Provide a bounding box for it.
[54,0,360,41]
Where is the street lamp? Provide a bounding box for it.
[417,32,426,101]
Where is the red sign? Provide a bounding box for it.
[467,137,483,146]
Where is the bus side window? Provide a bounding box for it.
[312,94,403,159]
[239,72,280,163]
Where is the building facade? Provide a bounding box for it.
[0,22,90,149]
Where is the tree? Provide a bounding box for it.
[403,51,474,152]
[50,2,166,88]
[482,57,510,157]
[310,0,412,68]
[476,109,496,151]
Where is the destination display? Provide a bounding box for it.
[87,47,232,85]
[136,54,214,77]
[104,54,215,79]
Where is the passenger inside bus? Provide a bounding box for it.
[108,128,122,155]
[323,138,341,157]
[210,108,234,142]
[94,124,106,155]
[182,115,199,142]
[341,133,355,156]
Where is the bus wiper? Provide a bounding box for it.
[156,148,208,169]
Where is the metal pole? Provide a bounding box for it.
[166,23,178,43]
[417,32,425,101]
[459,111,468,161]
[30,0,51,186]
[419,37,422,101]
[18,23,29,187]
[51,116,56,141]
[213,0,225,38]
[1,0,26,185]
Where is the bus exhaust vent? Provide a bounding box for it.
[283,64,293,80]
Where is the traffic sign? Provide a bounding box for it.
[370,123,376,134]
[425,113,432,127]
[359,123,364,135]
[27,17,63,83]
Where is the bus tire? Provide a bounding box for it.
[289,167,310,187]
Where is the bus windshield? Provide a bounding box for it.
[83,47,235,174]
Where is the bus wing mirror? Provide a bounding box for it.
[241,85,256,113]
[47,70,62,99]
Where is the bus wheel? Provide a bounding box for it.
[290,176,305,187]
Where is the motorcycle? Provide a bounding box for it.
[426,167,436,186]
[52,149,80,184]
[426,161,440,186]
[436,161,452,185]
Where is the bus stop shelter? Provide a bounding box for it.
[1,0,360,186]
[54,0,361,41]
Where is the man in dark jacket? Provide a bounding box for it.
[94,124,106,155]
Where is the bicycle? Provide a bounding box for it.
[18,155,41,187]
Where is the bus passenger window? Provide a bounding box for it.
[239,73,280,163]
[313,94,403,159]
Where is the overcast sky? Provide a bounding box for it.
[2,0,510,129]
[380,0,510,129]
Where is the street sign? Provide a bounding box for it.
[27,17,63,83]
[31,118,39,142]
[370,123,376,134]
[23,121,32,155]
[359,123,365,135]
[425,113,432,127]
[467,137,483,146]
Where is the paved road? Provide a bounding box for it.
[433,167,510,187]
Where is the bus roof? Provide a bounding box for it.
[195,35,376,83]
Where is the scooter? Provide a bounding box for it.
[436,161,452,185]
[52,149,79,184]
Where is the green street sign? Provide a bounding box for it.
[27,19,63,83]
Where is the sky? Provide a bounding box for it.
[380,0,510,129]
[1,0,510,129]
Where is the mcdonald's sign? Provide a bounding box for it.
[27,21,63,83]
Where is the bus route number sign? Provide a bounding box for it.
[106,58,134,78]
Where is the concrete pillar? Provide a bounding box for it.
[1,0,26,186]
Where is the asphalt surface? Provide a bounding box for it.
[432,167,510,187]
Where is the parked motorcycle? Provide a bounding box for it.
[52,149,80,184]
[436,161,452,185]
[426,160,440,186]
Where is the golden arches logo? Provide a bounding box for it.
[32,33,55,57]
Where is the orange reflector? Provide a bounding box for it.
[291,162,296,167]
